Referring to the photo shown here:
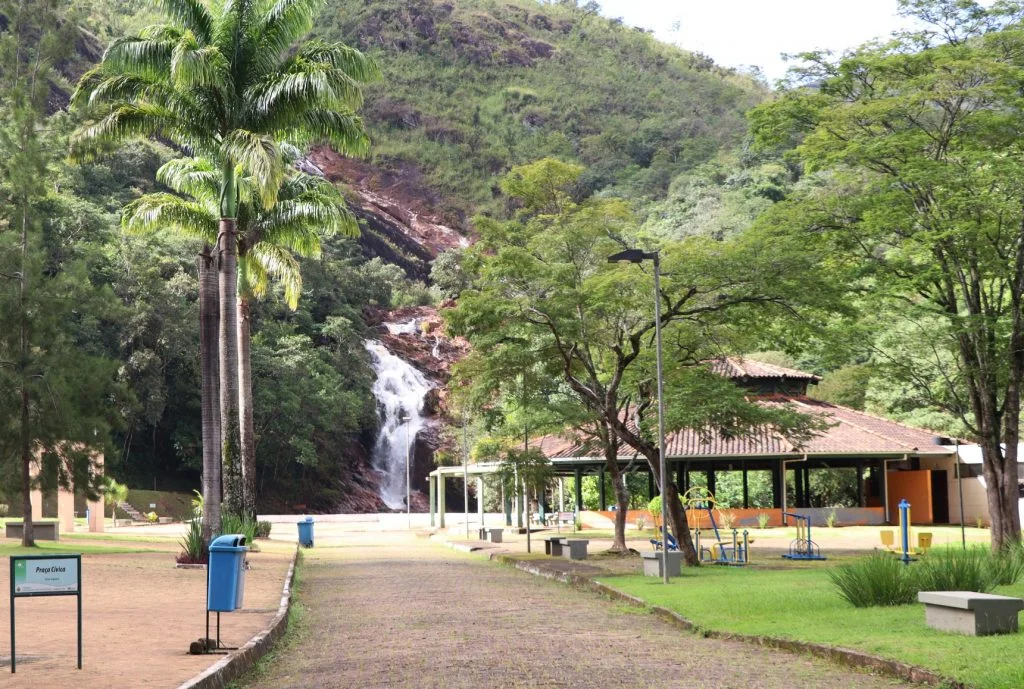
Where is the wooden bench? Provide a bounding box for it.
[918,591,1024,636]
[5,521,59,541]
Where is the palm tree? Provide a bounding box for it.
[124,156,357,525]
[72,0,378,517]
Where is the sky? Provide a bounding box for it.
[597,0,924,82]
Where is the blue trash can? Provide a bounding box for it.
[297,516,315,548]
[208,534,248,612]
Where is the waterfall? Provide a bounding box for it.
[365,329,433,510]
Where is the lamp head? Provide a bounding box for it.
[608,248,656,264]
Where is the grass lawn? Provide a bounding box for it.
[0,540,160,556]
[603,562,1024,689]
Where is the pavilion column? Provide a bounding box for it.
[88,452,104,533]
[772,458,783,509]
[707,467,716,497]
[857,462,865,507]
[598,469,606,510]
[574,468,583,512]
[803,467,812,507]
[648,471,655,499]
[742,461,749,509]
[674,465,683,494]
[558,477,565,512]
[438,475,446,529]
[503,484,512,526]
[477,477,484,526]
[794,466,805,508]
[429,474,436,527]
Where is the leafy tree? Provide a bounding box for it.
[749,0,1024,548]
[0,0,121,546]
[72,0,379,518]
[448,159,829,565]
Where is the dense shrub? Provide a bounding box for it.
[254,521,273,539]
[829,553,918,607]
[176,519,207,565]
[831,546,1024,607]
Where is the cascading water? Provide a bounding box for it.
[365,322,433,509]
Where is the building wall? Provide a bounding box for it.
[887,470,933,524]
[918,456,990,526]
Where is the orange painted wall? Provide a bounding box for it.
[595,507,885,528]
[886,470,933,524]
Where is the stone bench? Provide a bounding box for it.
[918,591,1024,636]
[560,539,589,561]
[642,551,683,577]
[5,521,59,541]
[485,528,503,544]
[543,536,564,556]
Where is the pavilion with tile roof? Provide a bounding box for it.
[536,358,958,526]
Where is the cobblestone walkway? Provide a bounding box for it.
[241,533,910,689]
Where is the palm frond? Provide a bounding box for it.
[171,33,230,88]
[247,243,303,309]
[298,40,381,83]
[277,109,370,157]
[102,35,175,80]
[122,193,218,242]
[152,0,215,43]
[221,130,284,208]
[256,0,323,59]
[249,58,365,117]
[71,102,190,160]
[157,158,221,207]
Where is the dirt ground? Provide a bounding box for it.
[0,539,293,688]
[239,530,913,689]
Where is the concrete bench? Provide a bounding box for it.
[642,551,683,577]
[560,539,589,561]
[486,528,503,544]
[5,521,59,541]
[918,591,1024,636]
[543,536,564,557]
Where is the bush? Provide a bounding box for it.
[917,546,993,593]
[146,511,158,523]
[757,512,770,529]
[220,513,257,547]
[176,519,207,565]
[0,503,8,517]
[829,553,919,607]
[826,508,838,528]
[254,520,272,539]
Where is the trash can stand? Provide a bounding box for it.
[205,534,250,653]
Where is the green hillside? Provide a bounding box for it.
[315,0,766,218]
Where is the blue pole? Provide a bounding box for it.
[899,499,911,564]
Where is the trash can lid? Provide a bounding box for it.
[210,533,249,550]
[303,516,314,523]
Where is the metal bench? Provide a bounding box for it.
[5,521,59,541]
[918,591,1024,636]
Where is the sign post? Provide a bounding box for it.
[9,554,82,672]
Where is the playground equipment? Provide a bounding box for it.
[650,533,679,551]
[781,512,826,560]
[879,501,932,558]
[683,487,748,565]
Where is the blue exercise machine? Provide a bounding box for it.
[781,512,826,560]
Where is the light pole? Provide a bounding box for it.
[400,413,412,529]
[608,248,670,584]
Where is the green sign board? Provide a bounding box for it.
[12,556,79,595]
[10,554,82,673]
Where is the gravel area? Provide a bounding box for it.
[240,532,912,689]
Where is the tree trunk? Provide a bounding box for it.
[980,435,1021,551]
[218,220,243,517]
[238,295,257,520]
[599,424,629,552]
[199,245,222,543]
[19,196,33,548]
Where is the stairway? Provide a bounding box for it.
[116,500,146,522]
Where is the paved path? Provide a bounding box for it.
[241,533,910,689]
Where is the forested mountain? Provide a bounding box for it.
[0,0,769,513]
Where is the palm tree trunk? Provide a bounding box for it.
[238,294,257,520]
[199,244,222,542]
[218,219,243,517]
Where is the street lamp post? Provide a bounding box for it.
[608,248,670,584]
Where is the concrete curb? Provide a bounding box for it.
[176,546,299,689]
[488,553,964,689]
